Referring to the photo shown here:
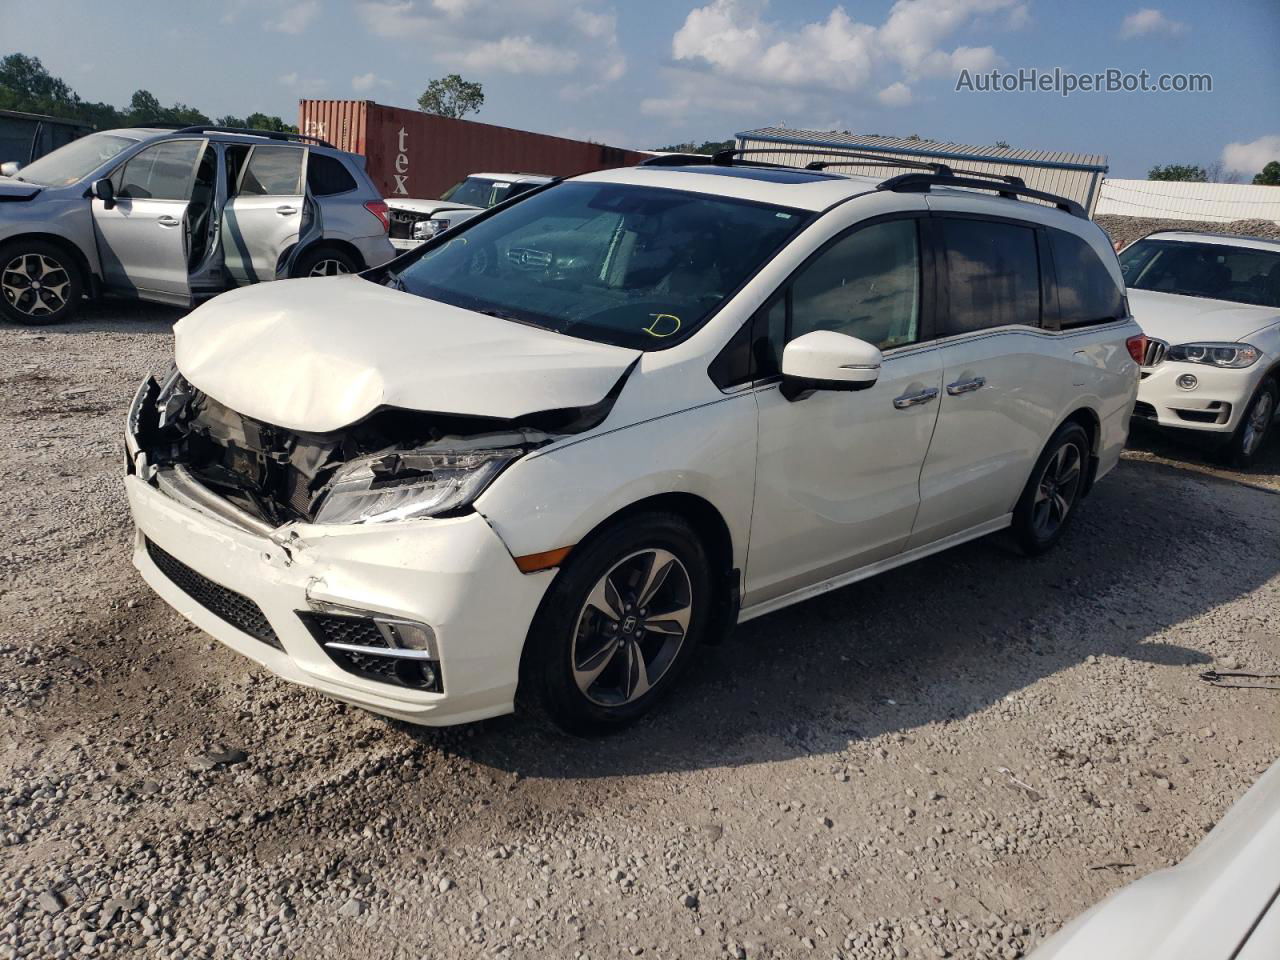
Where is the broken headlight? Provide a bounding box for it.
[312,448,521,524]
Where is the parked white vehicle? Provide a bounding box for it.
[386,172,553,251]
[1032,756,1280,959]
[1122,232,1280,464]
[124,153,1141,733]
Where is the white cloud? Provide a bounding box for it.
[877,82,914,107]
[351,71,384,92]
[1119,8,1187,38]
[1222,135,1280,176]
[658,0,1021,124]
[356,0,625,88]
[269,0,320,34]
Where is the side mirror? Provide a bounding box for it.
[780,330,882,401]
[0,161,20,178]
[92,178,116,210]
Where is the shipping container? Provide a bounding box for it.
[298,99,649,201]
[736,127,1109,217]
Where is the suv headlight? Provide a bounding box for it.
[313,448,520,524]
[412,218,451,241]
[1166,342,1261,369]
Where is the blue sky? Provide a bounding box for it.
[4,0,1277,178]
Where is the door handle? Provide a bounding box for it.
[275,205,298,216]
[893,387,939,409]
[946,376,986,396]
[157,215,180,227]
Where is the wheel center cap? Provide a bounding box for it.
[30,281,41,290]
[622,615,638,634]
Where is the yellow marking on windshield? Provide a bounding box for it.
[644,313,682,337]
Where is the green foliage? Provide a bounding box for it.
[1253,161,1280,186]
[1148,163,1208,182]
[0,52,290,132]
[654,139,735,155]
[417,74,484,119]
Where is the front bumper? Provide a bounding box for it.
[389,237,423,253]
[125,471,553,725]
[1135,361,1260,434]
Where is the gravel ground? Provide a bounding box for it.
[1,301,1278,960]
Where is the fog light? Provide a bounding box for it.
[1176,373,1198,390]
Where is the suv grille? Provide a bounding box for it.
[1143,339,1168,367]
[388,209,427,240]
[145,539,283,650]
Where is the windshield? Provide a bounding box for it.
[439,176,499,207]
[14,132,137,186]
[1120,239,1280,308]
[386,180,809,350]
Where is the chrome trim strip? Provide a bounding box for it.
[323,642,438,661]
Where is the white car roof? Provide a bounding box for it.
[1142,231,1280,251]
[466,172,554,184]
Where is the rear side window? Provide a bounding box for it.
[1050,229,1125,326]
[790,219,922,349]
[941,218,1041,333]
[237,146,303,196]
[307,153,358,196]
[114,140,202,201]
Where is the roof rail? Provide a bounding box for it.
[878,172,1086,217]
[170,125,333,148]
[711,147,950,175]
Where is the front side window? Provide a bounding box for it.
[1050,229,1125,326]
[1119,239,1280,309]
[113,140,203,201]
[941,218,1041,333]
[387,181,808,350]
[17,132,136,186]
[790,218,922,349]
[237,145,304,196]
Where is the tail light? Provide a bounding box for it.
[364,200,390,232]
[1126,334,1147,365]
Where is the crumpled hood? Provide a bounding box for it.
[0,177,41,200]
[174,275,640,433]
[1128,288,1280,345]
[386,198,480,217]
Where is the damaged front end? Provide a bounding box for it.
[126,366,622,528]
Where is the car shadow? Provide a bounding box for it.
[5,299,185,336]
[1126,420,1280,493]
[397,453,1276,779]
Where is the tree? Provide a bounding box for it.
[1253,161,1280,186]
[655,139,734,155]
[417,74,484,119]
[245,112,298,133]
[0,53,77,112]
[1148,163,1208,182]
[125,89,164,124]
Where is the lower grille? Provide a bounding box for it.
[299,613,388,649]
[1132,400,1158,419]
[299,612,441,692]
[145,539,283,650]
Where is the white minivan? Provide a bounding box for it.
[124,152,1142,733]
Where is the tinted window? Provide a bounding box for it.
[237,146,303,196]
[709,295,786,389]
[791,219,921,349]
[114,140,202,201]
[1051,229,1125,326]
[307,153,357,196]
[942,218,1040,333]
[390,181,807,351]
[1119,239,1280,309]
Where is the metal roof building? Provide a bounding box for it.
[736,127,1109,216]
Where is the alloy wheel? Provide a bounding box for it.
[1241,390,1275,457]
[1,253,71,317]
[1031,441,1083,539]
[571,549,693,707]
[308,258,350,277]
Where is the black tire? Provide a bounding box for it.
[1011,422,1091,556]
[1218,378,1277,468]
[522,512,712,735]
[0,239,84,325]
[290,245,359,279]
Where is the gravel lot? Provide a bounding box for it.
[1,300,1278,960]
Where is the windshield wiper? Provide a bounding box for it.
[478,308,547,330]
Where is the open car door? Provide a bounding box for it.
[221,144,307,284]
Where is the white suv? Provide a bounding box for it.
[386,172,553,250]
[124,152,1141,733]
[1121,232,1280,464]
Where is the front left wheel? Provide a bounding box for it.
[0,240,84,325]
[522,512,712,735]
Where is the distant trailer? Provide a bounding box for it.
[0,108,94,169]
[736,127,1109,217]
[298,99,650,201]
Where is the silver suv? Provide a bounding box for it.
[0,125,395,324]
